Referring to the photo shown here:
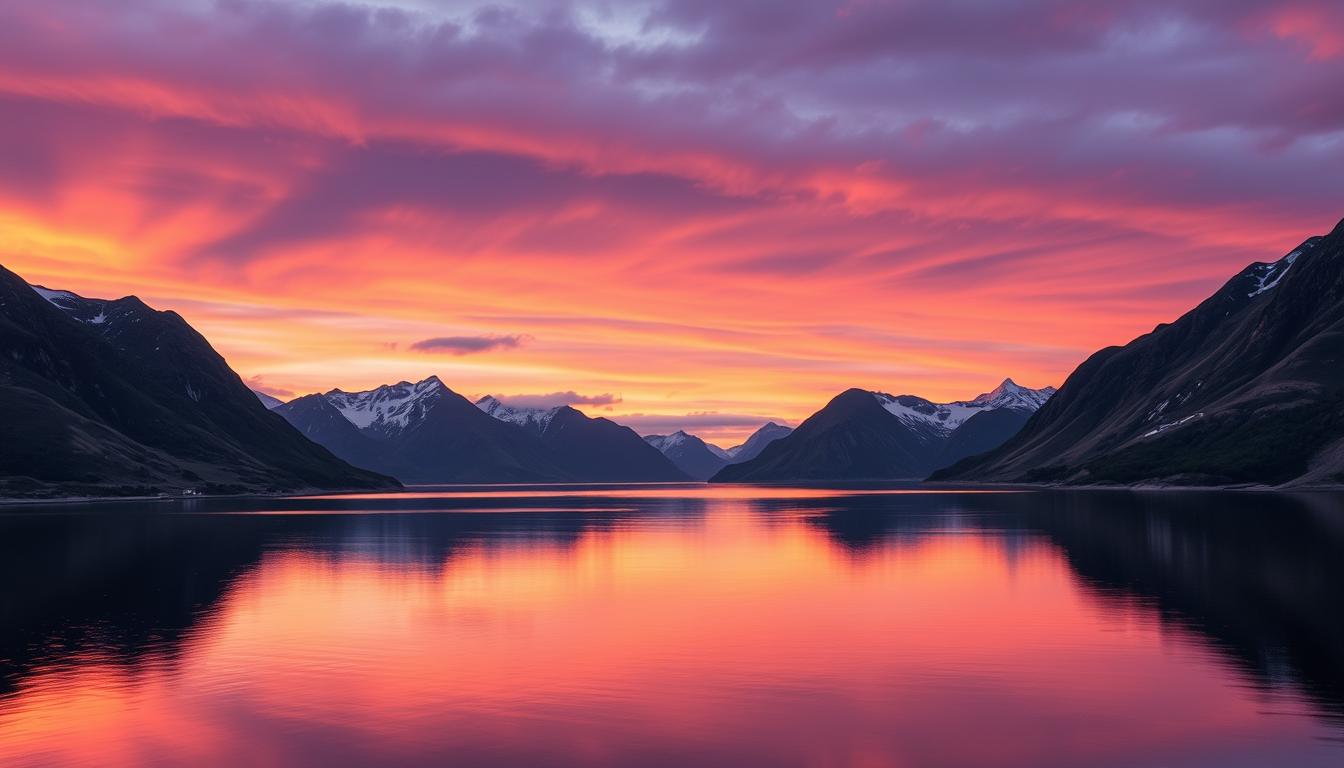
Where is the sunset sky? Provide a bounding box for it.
[2,0,1342,443]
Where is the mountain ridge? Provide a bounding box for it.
[0,265,398,497]
[933,219,1344,487]
[712,380,1055,482]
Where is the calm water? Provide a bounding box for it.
[1,485,1342,767]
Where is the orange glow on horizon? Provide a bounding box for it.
[0,1,1337,443]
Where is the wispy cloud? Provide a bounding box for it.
[492,391,622,409]
[243,375,295,398]
[409,334,529,355]
[2,0,1340,444]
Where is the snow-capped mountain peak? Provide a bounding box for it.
[324,376,445,438]
[726,422,793,461]
[873,379,1055,439]
[475,395,562,434]
[961,378,1057,411]
[644,430,691,452]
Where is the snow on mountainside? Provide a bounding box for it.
[325,377,445,438]
[1246,239,1318,298]
[30,285,125,327]
[645,430,726,454]
[644,430,731,481]
[475,395,560,434]
[874,379,1055,437]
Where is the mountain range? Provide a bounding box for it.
[642,423,795,480]
[935,218,1344,487]
[5,217,1341,496]
[712,379,1055,482]
[0,265,397,498]
[274,383,691,483]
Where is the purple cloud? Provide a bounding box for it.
[492,391,623,409]
[409,334,528,355]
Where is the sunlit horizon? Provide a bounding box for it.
[4,0,1341,443]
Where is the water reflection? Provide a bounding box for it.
[0,487,1341,767]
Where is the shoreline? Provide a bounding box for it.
[0,486,398,509]
[4,479,1343,507]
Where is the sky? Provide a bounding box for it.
[2,0,1342,444]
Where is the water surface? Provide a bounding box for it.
[2,485,1342,767]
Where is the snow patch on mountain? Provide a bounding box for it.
[1247,239,1320,298]
[644,431,692,453]
[1144,412,1203,438]
[31,286,76,306]
[874,379,1055,437]
[325,376,444,437]
[475,395,561,433]
[31,284,112,325]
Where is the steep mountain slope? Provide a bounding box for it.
[277,378,572,483]
[273,395,388,476]
[476,397,689,481]
[644,431,732,481]
[934,219,1344,486]
[933,408,1033,470]
[727,422,793,464]
[0,266,397,497]
[712,379,1054,483]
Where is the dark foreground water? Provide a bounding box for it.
[1,485,1342,767]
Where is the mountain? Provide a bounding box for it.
[476,396,689,481]
[934,219,1344,487]
[277,378,571,483]
[0,266,398,497]
[727,422,794,463]
[253,390,285,409]
[273,394,387,475]
[933,407,1033,470]
[711,379,1054,482]
[644,431,732,481]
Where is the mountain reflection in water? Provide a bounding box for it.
[1,485,1341,767]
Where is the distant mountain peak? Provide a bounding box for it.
[323,376,450,438]
[871,379,1054,440]
[964,378,1056,411]
[726,422,794,462]
[475,394,561,433]
[644,430,730,480]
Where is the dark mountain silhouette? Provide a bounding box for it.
[712,380,1052,482]
[934,218,1344,487]
[0,264,397,497]
[933,407,1033,470]
[727,422,793,464]
[274,394,389,476]
[277,378,572,483]
[644,431,731,480]
[477,397,688,482]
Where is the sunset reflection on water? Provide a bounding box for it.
[1,487,1341,767]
